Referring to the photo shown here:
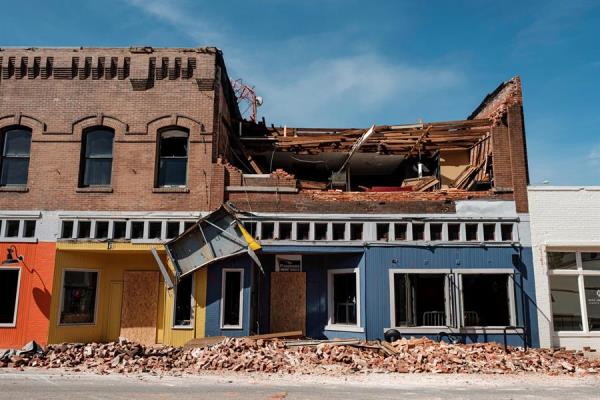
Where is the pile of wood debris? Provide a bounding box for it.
[1,337,599,376]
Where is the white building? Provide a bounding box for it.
[528,186,600,349]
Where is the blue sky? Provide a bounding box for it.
[2,0,599,185]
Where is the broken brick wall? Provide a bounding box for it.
[470,77,529,212]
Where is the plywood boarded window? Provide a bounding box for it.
[60,270,98,324]
[221,269,243,328]
[173,274,193,327]
[0,268,20,326]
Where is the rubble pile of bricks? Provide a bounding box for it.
[2,337,600,375]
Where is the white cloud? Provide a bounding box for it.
[248,53,461,126]
[124,0,463,126]
[124,0,224,45]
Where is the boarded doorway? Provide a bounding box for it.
[270,272,306,333]
[120,271,159,345]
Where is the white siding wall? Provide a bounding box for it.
[528,186,600,349]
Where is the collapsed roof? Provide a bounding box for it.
[226,76,524,203]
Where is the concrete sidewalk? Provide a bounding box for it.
[1,369,600,399]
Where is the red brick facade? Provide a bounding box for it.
[0,47,239,211]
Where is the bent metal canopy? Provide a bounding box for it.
[154,203,261,287]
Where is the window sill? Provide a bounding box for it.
[76,187,113,193]
[554,331,600,337]
[220,325,243,330]
[385,327,524,334]
[172,325,194,330]
[153,187,190,193]
[0,237,38,243]
[0,323,17,328]
[324,324,364,333]
[0,186,29,193]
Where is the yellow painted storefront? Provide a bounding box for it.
[48,242,207,346]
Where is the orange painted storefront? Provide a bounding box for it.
[0,242,56,348]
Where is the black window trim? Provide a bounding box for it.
[0,125,32,187]
[79,126,115,188]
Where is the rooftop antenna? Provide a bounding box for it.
[231,79,262,122]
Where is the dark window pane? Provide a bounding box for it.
[23,220,36,238]
[95,221,109,239]
[158,158,187,186]
[315,223,327,240]
[174,274,193,326]
[61,221,74,239]
[60,271,98,324]
[448,223,460,241]
[5,220,19,237]
[3,130,31,156]
[242,221,257,238]
[83,159,112,186]
[483,224,496,241]
[376,223,389,241]
[131,221,144,239]
[261,222,274,239]
[394,223,407,240]
[77,221,91,238]
[550,275,583,331]
[297,223,309,240]
[394,274,446,327]
[350,223,363,240]
[279,222,292,240]
[412,223,424,240]
[332,223,345,240]
[159,135,188,157]
[1,158,29,185]
[430,223,442,241]
[547,252,577,270]
[462,274,510,326]
[333,273,357,325]
[85,130,114,157]
[0,269,20,324]
[465,224,478,241]
[166,221,180,239]
[149,222,162,239]
[223,271,242,326]
[585,276,600,331]
[582,253,600,271]
[113,221,126,239]
[501,224,513,241]
[184,221,196,231]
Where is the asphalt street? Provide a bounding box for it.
[1,370,600,399]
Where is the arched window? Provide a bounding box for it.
[0,127,32,186]
[156,128,189,187]
[80,128,114,187]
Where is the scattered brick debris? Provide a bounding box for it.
[1,337,599,376]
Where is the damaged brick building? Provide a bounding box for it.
[0,47,539,348]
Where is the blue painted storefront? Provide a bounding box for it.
[203,244,540,347]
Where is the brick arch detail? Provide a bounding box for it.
[71,114,129,141]
[0,114,46,136]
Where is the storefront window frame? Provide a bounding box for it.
[0,267,22,327]
[58,268,100,326]
[547,250,600,335]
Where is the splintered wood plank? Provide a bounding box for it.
[120,271,160,345]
